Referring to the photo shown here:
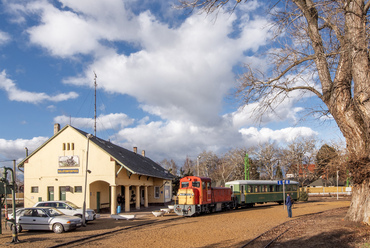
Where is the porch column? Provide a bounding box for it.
[135,186,140,210]
[124,185,130,212]
[144,186,148,207]
[110,185,117,215]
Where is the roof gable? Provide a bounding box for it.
[72,126,174,180]
[19,125,174,180]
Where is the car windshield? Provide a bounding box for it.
[66,201,80,209]
[45,208,64,217]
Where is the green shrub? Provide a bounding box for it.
[298,189,309,201]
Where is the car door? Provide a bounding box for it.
[22,209,50,230]
[18,209,35,230]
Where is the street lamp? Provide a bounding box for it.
[82,133,93,226]
[197,156,201,176]
[337,169,339,200]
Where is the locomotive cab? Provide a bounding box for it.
[175,176,234,217]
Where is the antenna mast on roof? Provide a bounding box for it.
[94,72,97,136]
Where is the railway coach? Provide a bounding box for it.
[225,180,299,207]
[174,176,235,216]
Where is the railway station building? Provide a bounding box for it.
[18,124,174,214]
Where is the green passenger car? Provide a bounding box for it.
[225,180,299,207]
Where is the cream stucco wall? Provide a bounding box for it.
[24,127,116,208]
[23,126,172,213]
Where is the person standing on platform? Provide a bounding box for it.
[117,194,122,213]
[286,193,293,218]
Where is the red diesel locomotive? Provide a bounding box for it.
[174,176,235,216]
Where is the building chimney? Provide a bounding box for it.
[54,123,60,135]
[133,147,137,154]
[142,150,145,157]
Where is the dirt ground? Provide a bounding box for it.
[1,196,369,247]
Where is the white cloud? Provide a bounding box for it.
[239,126,318,144]
[54,113,134,131]
[0,70,79,104]
[0,136,48,161]
[0,30,10,45]
[57,8,272,127]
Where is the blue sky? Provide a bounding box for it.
[0,0,344,173]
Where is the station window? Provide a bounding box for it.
[154,186,160,199]
[62,143,66,150]
[74,186,82,193]
[71,143,75,150]
[31,186,39,193]
[67,143,70,150]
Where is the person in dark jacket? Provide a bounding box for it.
[286,193,292,218]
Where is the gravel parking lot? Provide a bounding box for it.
[1,197,367,248]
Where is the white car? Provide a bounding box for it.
[8,207,82,233]
[33,201,99,222]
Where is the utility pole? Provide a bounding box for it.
[244,153,250,180]
[93,72,97,137]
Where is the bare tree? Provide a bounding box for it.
[181,156,196,176]
[280,136,317,185]
[159,159,179,176]
[253,142,280,180]
[198,150,220,179]
[217,148,246,184]
[179,0,370,224]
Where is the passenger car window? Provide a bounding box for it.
[23,209,33,217]
[57,203,67,209]
[36,209,47,217]
[17,210,25,217]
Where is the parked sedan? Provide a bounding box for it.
[8,207,82,234]
[33,201,99,222]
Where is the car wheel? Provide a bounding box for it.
[53,223,64,234]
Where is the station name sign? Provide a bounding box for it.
[58,169,79,174]
[277,180,290,185]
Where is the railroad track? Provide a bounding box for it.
[48,216,180,248]
[239,207,348,248]
[240,221,292,248]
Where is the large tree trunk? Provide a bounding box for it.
[346,179,370,223]
[341,0,370,224]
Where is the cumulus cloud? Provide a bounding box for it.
[54,113,134,131]
[0,30,10,45]
[0,136,48,161]
[239,126,318,144]
[0,70,79,104]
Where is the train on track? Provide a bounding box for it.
[174,176,299,217]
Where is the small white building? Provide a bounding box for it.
[18,124,174,214]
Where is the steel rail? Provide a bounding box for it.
[48,217,180,248]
